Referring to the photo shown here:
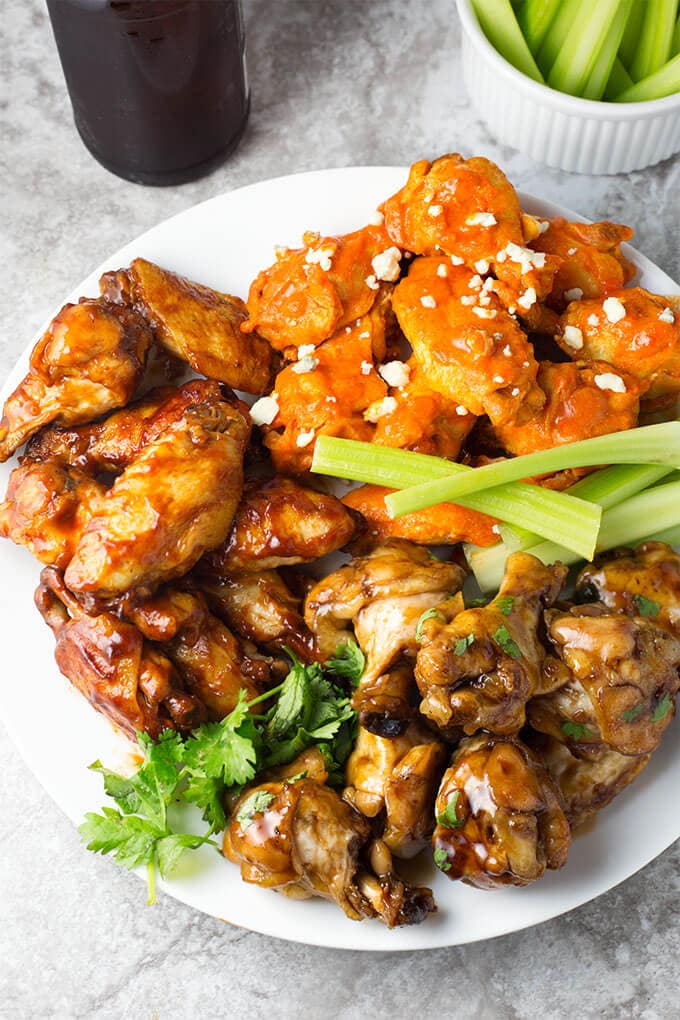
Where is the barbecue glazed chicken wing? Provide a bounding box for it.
[416,552,567,736]
[36,568,206,738]
[224,768,435,926]
[576,541,680,639]
[392,256,544,426]
[432,734,570,888]
[304,540,466,681]
[64,387,251,597]
[243,224,401,353]
[555,289,680,406]
[536,606,680,756]
[529,734,650,830]
[492,360,643,457]
[0,460,104,568]
[530,217,635,310]
[344,722,447,858]
[351,663,418,737]
[0,298,152,462]
[101,258,278,394]
[202,475,358,574]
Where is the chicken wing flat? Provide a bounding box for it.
[529,733,650,830]
[416,552,567,736]
[555,289,680,406]
[543,606,680,756]
[392,256,544,426]
[491,360,643,457]
[304,540,466,681]
[576,541,680,639]
[344,721,447,858]
[202,476,358,574]
[0,298,153,462]
[223,771,434,926]
[64,388,251,597]
[243,224,401,352]
[432,734,570,889]
[342,484,500,549]
[0,460,104,568]
[351,662,417,737]
[529,217,635,310]
[102,258,278,395]
[36,568,206,738]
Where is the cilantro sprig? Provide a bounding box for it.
[324,640,366,686]
[633,594,661,619]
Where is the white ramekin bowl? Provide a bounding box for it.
[457,0,680,175]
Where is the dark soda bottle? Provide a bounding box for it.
[46,0,250,185]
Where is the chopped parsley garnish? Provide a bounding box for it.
[620,703,645,724]
[465,596,487,609]
[633,594,661,619]
[236,790,276,829]
[324,640,365,686]
[454,633,475,655]
[436,790,464,829]
[434,847,451,873]
[416,607,445,642]
[495,595,515,616]
[492,624,521,659]
[652,693,673,723]
[561,720,593,740]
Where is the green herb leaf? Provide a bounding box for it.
[182,773,227,833]
[236,790,276,829]
[495,595,515,616]
[436,791,464,829]
[155,833,214,878]
[416,607,445,642]
[561,720,594,740]
[79,807,163,871]
[620,703,645,724]
[493,625,522,659]
[182,690,258,790]
[633,594,661,618]
[433,846,451,873]
[324,640,366,686]
[265,652,313,739]
[653,693,673,723]
[454,633,475,656]
[465,597,488,609]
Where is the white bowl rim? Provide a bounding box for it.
[457,0,680,117]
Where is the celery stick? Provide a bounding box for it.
[471,0,545,82]
[311,437,601,556]
[673,13,680,55]
[604,56,634,99]
[384,422,680,516]
[630,0,678,81]
[537,0,586,75]
[646,524,680,544]
[614,50,680,99]
[548,0,625,97]
[582,0,633,99]
[469,479,680,591]
[619,0,645,68]
[517,0,561,53]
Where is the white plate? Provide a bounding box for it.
[1,167,679,951]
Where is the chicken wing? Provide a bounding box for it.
[351,663,418,737]
[202,476,358,574]
[530,217,635,310]
[492,360,643,457]
[0,460,104,568]
[304,540,466,681]
[576,541,680,639]
[64,388,251,597]
[541,606,680,756]
[223,770,434,925]
[101,258,279,394]
[342,484,499,548]
[433,734,570,888]
[0,298,153,462]
[243,224,401,352]
[344,721,447,858]
[392,256,544,426]
[416,552,567,736]
[36,568,206,738]
[555,289,680,406]
[196,569,318,662]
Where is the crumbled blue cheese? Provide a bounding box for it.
[468,274,484,291]
[420,295,437,308]
[504,243,546,274]
[379,360,411,388]
[437,263,448,278]
[537,220,550,234]
[371,246,402,282]
[249,395,279,426]
[466,212,497,227]
[564,287,583,302]
[305,247,334,271]
[360,360,373,376]
[292,355,319,374]
[473,306,496,319]
[517,287,537,310]
[493,375,505,384]
[461,295,476,306]
[450,254,464,265]
[364,397,397,422]
[369,210,384,226]
[428,204,443,217]
[456,405,469,416]
[475,259,490,274]
[359,330,371,339]
[365,274,380,290]
[594,373,626,393]
[603,297,626,323]
[503,344,512,356]
[562,325,584,350]
[296,429,316,448]
[659,307,676,324]
[587,313,599,327]
[298,343,316,359]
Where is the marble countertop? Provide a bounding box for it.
[1,1,679,1016]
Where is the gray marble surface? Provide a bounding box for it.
[1,1,679,1017]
